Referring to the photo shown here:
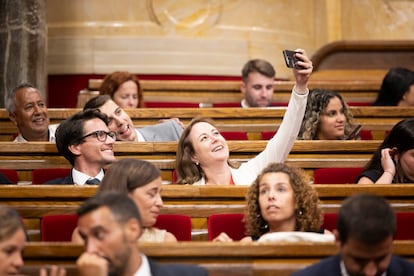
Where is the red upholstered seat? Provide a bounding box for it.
[145,102,201,108]
[0,169,18,184]
[32,168,71,184]
[41,214,79,242]
[221,131,248,140]
[395,212,414,240]
[313,167,364,184]
[261,131,276,140]
[322,213,338,232]
[360,129,373,140]
[154,214,192,241]
[322,212,414,240]
[208,213,246,241]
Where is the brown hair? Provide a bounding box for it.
[244,163,323,237]
[0,206,26,242]
[99,71,144,108]
[175,117,238,184]
[98,158,161,193]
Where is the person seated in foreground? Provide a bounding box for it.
[298,89,360,140]
[292,193,414,276]
[76,191,208,276]
[0,205,66,276]
[72,158,177,243]
[213,163,333,242]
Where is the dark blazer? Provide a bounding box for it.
[291,254,414,276]
[149,259,208,276]
[46,172,74,185]
[138,119,183,142]
[0,172,12,184]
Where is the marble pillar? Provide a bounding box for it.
[0,0,47,108]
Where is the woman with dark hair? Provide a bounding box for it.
[358,118,414,184]
[298,89,358,140]
[99,71,144,108]
[72,158,177,242]
[213,163,329,242]
[373,67,414,106]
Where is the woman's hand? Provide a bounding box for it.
[212,232,233,242]
[292,49,313,94]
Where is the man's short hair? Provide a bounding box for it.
[83,95,112,111]
[337,193,396,245]
[77,191,142,226]
[55,109,109,166]
[241,59,276,83]
[5,83,36,113]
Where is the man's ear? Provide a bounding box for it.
[333,229,342,248]
[68,144,82,156]
[8,113,17,126]
[240,82,247,96]
[125,218,142,243]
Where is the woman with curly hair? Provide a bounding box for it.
[298,89,359,140]
[99,71,144,108]
[213,163,327,242]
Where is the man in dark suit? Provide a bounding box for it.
[76,191,208,276]
[292,193,414,276]
[48,109,117,185]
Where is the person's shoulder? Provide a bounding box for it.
[291,255,340,276]
[389,255,414,274]
[149,259,208,276]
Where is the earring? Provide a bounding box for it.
[195,162,199,166]
[297,210,303,216]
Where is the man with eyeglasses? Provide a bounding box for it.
[47,109,117,185]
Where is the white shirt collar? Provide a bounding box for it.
[135,128,146,142]
[241,99,249,108]
[134,254,151,276]
[72,168,104,186]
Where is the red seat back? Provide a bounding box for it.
[322,213,338,232]
[395,212,414,240]
[221,131,248,140]
[41,214,79,242]
[208,213,246,241]
[32,168,71,184]
[154,214,192,241]
[313,167,363,184]
[0,169,18,184]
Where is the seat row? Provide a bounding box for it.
[0,167,365,185]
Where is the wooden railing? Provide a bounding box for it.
[0,140,380,182]
[20,241,414,276]
[3,184,414,241]
[1,106,412,141]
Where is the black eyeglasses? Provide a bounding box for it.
[80,130,116,142]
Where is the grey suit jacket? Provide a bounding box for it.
[137,119,183,142]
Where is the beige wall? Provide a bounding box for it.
[46,0,414,79]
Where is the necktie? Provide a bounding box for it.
[85,178,100,185]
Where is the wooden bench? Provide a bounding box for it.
[0,140,380,182]
[20,241,414,276]
[2,184,414,241]
[0,106,411,141]
[82,78,381,108]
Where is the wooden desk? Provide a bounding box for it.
[0,140,380,182]
[20,241,414,276]
[2,184,414,241]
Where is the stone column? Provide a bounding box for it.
[0,0,47,108]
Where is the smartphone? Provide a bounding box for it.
[346,124,362,140]
[283,50,303,69]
